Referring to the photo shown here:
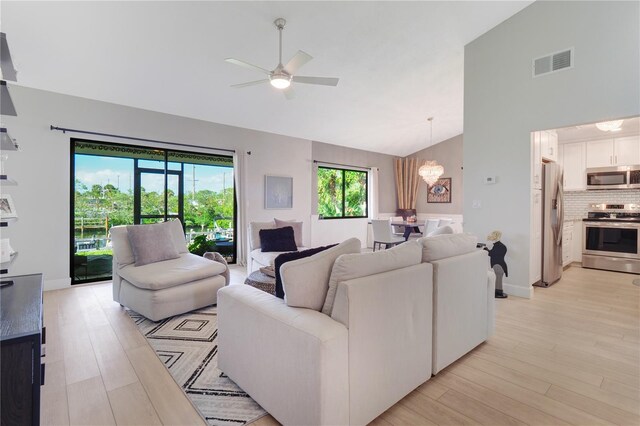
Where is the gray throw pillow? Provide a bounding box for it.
[126,223,180,266]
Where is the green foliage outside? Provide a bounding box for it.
[317,168,367,218]
[188,235,234,257]
[74,249,113,257]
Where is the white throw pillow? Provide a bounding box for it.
[110,226,135,267]
[418,233,478,262]
[249,221,276,250]
[274,218,303,247]
[321,240,423,316]
[281,238,361,311]
[166,219,189,253]
[427,225,454,237]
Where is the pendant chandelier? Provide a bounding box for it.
[418,117,444,185]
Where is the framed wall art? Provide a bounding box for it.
[427,177,451,203]
[265,175,293,209]
[0,194,17,219]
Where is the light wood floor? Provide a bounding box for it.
[41,266,640,425]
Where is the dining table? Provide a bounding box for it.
[390,220,423,240]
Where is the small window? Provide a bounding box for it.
[317,166,367,219]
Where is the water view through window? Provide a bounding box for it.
[72,140,235,284]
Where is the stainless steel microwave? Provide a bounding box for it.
[586,165,640,190]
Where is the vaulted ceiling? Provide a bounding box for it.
[2,1,532,156]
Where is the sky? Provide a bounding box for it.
[75,155,234,194]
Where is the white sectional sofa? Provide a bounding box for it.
[219,239,432,426]
[218,233,495,425]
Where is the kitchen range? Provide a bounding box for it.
[583,203,640,274]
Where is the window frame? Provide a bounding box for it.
[70,138,237,285]
[317,166,368,220]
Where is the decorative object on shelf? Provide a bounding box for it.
[0,154,7,178]
[265,175,293,209]
[0,33,17,82]
[0,194,17,219]
[595,119,623,132]
[0,81,16,116]
[484,230,508,299]
[427,177,451,203]
[0,128,18,151]
[0,238,14,263]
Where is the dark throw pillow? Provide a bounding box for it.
[274,244,338,299]
[260,226,298,252]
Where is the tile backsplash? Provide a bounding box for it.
[564,189,640,219]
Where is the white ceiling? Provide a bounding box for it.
[2,1,532,156]
[555,116,640,142]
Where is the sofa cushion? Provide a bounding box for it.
[119,253,227,290]
[281,238,361,311]
[427,225,454,237]
[111,225,135,267]
[251,248,307,269]
[249,221,276,250]
[166,219,189,253]
[260,226,298,252]
[127,223,180,266]
[274,244,337,299]
[275,218,303,247]
[418,233,478,262]
[321,240,422,315]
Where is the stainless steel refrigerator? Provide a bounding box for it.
[538,161,564,287]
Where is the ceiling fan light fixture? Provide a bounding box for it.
[270,74,291,89]
[595,120,624,132]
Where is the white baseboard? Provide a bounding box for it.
[44,277,71,291]
[502,282,534,299]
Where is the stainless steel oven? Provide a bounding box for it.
[582,204,640,274]
[586,165,640,190]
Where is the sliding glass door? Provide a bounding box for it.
[71,139,235,284]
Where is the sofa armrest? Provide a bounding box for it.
[331,263,433,425]
[217,285,349,426]
[430,249,491,374]
[203,251,230,285]
[487,268,496,336]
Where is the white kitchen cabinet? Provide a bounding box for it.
[562,221,573,267]
[529,189,542,285]
[561,142,586,191]
[614,135,640,165]
[531,132,542,189]
[586,139,614,168]
[586,136,640,167]
[541,130,558,162]
[572,222,583,263]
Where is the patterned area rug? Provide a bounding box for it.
[127,306,267,426]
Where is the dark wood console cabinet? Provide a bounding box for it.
[1,273,44,426]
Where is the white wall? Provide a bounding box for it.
[463,1,640,297]
[2,86,313,290]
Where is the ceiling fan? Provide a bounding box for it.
[225,18,339,98]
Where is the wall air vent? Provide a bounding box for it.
[533,48,573,77]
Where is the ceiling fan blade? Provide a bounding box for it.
[231,79,270,88]
[292,76,339,86]
[284,50,313,75]
[225,58,271,75]
[283,87,295,100]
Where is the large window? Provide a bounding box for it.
[317,166,368,219]
[71,139,235,284]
